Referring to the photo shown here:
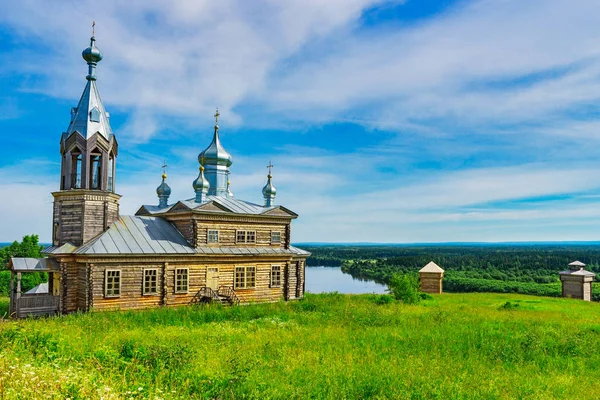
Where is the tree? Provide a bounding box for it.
[387,273,421,304]
[0,234,44,270]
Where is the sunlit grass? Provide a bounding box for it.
[0,293,599,399]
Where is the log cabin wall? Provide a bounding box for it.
[194,221,289,247]
[52,191,120,247]
[87,256,295,311]
[61,260,81,313]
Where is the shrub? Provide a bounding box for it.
[387,273,421,304]
[374,294,394,305]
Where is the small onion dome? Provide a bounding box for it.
[262,174,277,198]
[156,173,172,197]
[198,125,233,167]
[193,166,210,202]
[82,36,103,64]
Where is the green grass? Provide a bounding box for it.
[0,293,599,399]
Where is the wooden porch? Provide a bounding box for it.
[8,257,61,318]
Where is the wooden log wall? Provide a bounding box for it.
[52,192,120,247]
[194,221,289,247]
[88,258,294,311]
[419,272,443,294]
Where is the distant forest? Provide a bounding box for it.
[303,245,600,300]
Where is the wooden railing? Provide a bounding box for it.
[218,286,240,306]
[16,295,59,318]
[199,287,220,303]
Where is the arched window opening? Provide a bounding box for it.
[90,153,102,189]
[107,154,114,192]
[71,152,82,188]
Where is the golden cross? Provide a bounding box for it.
[214,108,220,125]
[92,21,95,36]
[267,161,274,175]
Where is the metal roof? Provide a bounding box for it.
[75,215,195,255]
[42,243,77,255]
[10,258,60,272]
[65,79,113,140]
[73,215,310,256]
[139,195,291,217]
[25,283,49,295]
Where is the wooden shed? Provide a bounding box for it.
[559,261,595,301]
[419,261,444,294]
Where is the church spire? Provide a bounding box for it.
[262,161,277,207]
[198,109,233,196]
[66,27,113,140]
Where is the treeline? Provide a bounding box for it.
[0,235,46,296]
[303,245,600,300]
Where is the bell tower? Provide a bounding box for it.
[51,32,121,247]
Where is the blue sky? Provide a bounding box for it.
[1,0,600,243]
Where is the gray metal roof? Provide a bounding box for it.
[73,215,310,256]
[139,195,292,217]
[25,283,49,295]
[75,215,196,255]
[42,243,77,255]
[10,258,60,272]
[289,245,311,256]
[65,79,113,140]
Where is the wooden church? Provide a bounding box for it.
[8,35,309,317]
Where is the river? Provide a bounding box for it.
[305,266,388,294]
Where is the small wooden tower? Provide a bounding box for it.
[419,261,444,294]
[559,261,595,301]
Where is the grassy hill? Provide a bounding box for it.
[0,293,599,399]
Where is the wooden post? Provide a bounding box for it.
[16,272,22,318]
[9,271,14,316]
[162,262,168,306]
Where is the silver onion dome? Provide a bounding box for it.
[82,36,103,64]
[198,127,233,167]
[193,165,210,202]
[262,174,276,198]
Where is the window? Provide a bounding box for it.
[107,155,114,192]
[234,266,256,289]
[271,265,281,287]
[236,230,256,244]
[105,270,121,297]
[90,107,101,122]
[207,230,219,244]
[175,268,189,293]
[143,269,158,295]
[90,154,102,189]
[271,231,281,244]
[71,153,82,188]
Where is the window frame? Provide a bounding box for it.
[175,268,189,294]
[234,266,257,289]
[207,229,219,244]
[105,269,121,298]
[270,265,282,288]
[271,231,281,245]
[143,268,159,296]
[236,230,257,244]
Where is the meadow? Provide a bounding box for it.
[0,293,600,399]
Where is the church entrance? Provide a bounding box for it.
[207,268,219,291]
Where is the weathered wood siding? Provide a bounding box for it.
[420,272,443,294]
[194,221,289,247]
[52,191,120,247]
[87,259,294,311]
[61,261,82,313]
